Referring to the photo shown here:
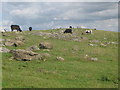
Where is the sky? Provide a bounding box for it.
[1,0,119,32]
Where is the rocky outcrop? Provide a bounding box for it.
[0,47,10,53]
[10,49,43,61]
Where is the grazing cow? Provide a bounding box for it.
[69,26,72,28]
[29,27,32,31]
[64,29,72,34]
[85,30,92,34]
[11,25,22,32]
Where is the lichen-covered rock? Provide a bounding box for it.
[27,45,40,51]
[39,42,53,49]
[41,53,51,58]
[10,49,43,61]
[15,36,25,41]
[56,57,64,61]
[0,47,10,53]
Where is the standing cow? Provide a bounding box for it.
[85,30,92,34]
[29,27,32,31]
[64,29,72,34]
[11,25,22,32]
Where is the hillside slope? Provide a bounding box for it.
[1,28,118,88]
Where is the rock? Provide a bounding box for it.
[13,41,24,47]
[0,47,10,53]
[56,57,64,61]
[4,41,14,46]
[27,45,40,51]
[84,54,98,61]
[0,39,6,42]
[89,40,100,43]
[0,43,5,46]
[15,36,25,41]
[90,58,98,61]
[10,49,43,61]
[100,43,107,47]
[111,42,118,44]
[80,37,88,40]
[43,49,50,52]
[88,44,98,46]
[104,37,107,39]
[72,39,81,42]
[4,39,24,47]
[41,53,51,57]
[39,42,53,49]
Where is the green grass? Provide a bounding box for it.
[2,28,118,88]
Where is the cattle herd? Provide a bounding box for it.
[1,25,94,34]
[10,25,32,32]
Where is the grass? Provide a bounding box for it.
[2,28,118,88]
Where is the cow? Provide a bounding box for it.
[29,27,32,31]
[11,25,22,32]
[85,30,92,34]
[69,26,72,28]
[64,29,72,34]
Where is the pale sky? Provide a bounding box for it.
[1,0,119,32]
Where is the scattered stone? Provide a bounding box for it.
[100,43,107,47]
[89,40,100,43]
[111,42,118,44]
[104,37,107,40]
[80,37,88,40]
[43,49,50,52]
[72,39,81,42]
[0,39,6,42]
[41,53,51,58]
[27,45,40,51]
[4,39,24,47]
[13,41,24,47]
[4,41,14,46]
[15,36,25,41]
[90,58,98,61]
[84,54,98,61]
[0,43,5,47]
[88,44,98,46]
[56,57,64,61]
[0,47,10,53]
[10,49,43,61]
[39,42,53,49]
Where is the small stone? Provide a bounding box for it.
[41,53,51,57]
[90,58,98,61]
[89,40,100,43]
[15,36,25,41]
[88,44,98,46]
[27,45,40,51]
[100,43,107,47]
[0,47,10,53]
[56,57,64,61]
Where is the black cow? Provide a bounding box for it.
[11,25,22,32]
[64,29,72,34]
[29,27,32,31]
[69,26,72,28]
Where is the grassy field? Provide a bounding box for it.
[1,28,118,88]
